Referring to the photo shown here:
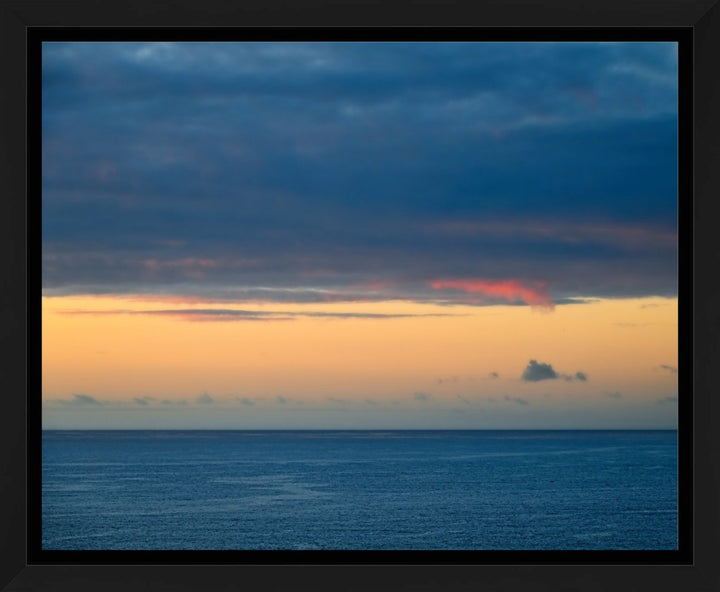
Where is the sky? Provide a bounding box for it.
[41,41,679,429]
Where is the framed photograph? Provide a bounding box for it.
[2,1,718,591]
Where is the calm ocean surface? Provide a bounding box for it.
[42,430,678,550]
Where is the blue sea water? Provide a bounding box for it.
[41,430,678,550]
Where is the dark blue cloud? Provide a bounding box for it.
[561,371,589,382]
[522,360,559,382]
[522,360,589,383]
[42,41,678,303]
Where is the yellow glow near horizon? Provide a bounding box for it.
[42,294,678,407]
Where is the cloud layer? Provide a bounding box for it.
[42,41,678,307]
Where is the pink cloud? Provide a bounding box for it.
[430,279,554,310]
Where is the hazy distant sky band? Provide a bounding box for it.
[42,41,678,306]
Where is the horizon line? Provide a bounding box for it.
[40,427,679,432]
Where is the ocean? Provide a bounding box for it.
[41,430,678,551]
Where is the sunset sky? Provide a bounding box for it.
[41,41,679,429]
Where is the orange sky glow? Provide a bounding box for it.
[42,294,678,429]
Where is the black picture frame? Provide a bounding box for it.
[25,23,693,565]
[2,1,718,590]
